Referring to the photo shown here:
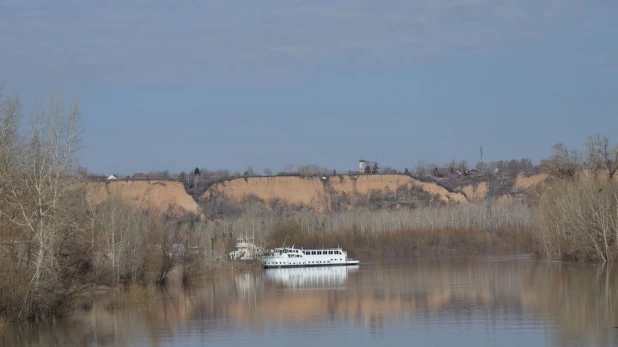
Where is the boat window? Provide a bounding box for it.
[312,251,316,255]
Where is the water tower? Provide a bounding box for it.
[358,160,367,173]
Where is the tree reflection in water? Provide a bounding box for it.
[2,256,617,347]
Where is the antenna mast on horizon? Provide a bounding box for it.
[480,142,483,164]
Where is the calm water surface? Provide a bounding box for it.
[3,255,618,347]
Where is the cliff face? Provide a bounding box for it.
[455,182,488,201]
[86,173,550,216]
[451,173,550,202]
[514,174,548,192]
[202,175,468,212]
[88,180,199,216]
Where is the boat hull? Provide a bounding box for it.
[263,260,359,269]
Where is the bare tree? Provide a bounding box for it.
[586,134,618,179]
[297,164,329,176]
[457,160,468,174]
[244,166,255,176]
[381,167,398,174]
[0,93,81,318]
[602,139,618,179]
[414,161,427,176]
[99,195,136,283]
[536,175,618,262]
[542,143,579,178]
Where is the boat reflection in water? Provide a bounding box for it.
[264,265,360,291]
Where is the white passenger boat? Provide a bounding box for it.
[262,246,359,268]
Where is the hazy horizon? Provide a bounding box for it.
[2,0,617,176]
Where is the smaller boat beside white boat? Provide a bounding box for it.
[228,236,265,260]
[262,246,359,268]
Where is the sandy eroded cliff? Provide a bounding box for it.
[88,180,199,216]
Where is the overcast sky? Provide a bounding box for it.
[1,0,617,175]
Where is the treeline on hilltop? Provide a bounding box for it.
[102,157,540,199]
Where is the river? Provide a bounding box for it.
[2,255,618,346]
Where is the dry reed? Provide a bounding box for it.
[200,200,535,257]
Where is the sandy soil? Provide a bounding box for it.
[514,174,548,191]
[87,180,199,215]
[458,182,488,201]
[203,175,468,211]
